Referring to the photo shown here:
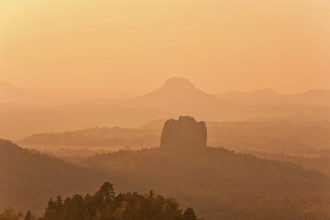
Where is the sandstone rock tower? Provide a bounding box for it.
[160,116,207,149]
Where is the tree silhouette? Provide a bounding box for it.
[23,210,34,220]
[184,208,197,220]
[39,182,202,220]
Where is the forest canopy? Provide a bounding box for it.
[0,182,201,220]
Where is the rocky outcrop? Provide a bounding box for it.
[160,116,207,149]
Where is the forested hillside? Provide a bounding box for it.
[2,140,330,219]
[41,182,201,220]
[83,147,330,219]
[0,140,105,213]
[0,182,201,220]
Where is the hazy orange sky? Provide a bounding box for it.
[0,0,329,94]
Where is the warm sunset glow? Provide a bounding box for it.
[1,1,330,219]
[1,0,329,93]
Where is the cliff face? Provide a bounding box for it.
[160,116,207,149]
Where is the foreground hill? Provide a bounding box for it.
[1,139,330,219]
[0,140,105,213]
[83,147,330,220]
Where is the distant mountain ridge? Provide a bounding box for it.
[0,81,130,105]
[105,78,330,121]
[127,77,221,119]
[1,78,330,139]
[216,88,330,106]
[19,120,330,156]
[1,79,329,106]
[19,127,159,148]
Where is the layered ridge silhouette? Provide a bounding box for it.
[1,78,330,140]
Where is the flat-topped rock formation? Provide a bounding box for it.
[160,116,207,149]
